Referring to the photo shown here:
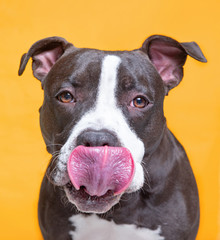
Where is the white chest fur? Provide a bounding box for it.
[69,214,164,240]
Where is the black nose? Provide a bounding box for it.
[76,130,119,147]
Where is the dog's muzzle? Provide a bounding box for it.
[64,145,135,213]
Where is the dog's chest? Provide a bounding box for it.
[69,214,164,240]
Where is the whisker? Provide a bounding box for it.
[141,162,151,190]
[46,143,64,147]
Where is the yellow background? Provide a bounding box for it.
[0,0,219,239]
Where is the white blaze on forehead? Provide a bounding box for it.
[97,55,120,108]
[58,55,145,192]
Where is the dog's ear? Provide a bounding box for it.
[141,35,207,95]
[18,36,74,85]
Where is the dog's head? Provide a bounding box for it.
[19,35,206,213]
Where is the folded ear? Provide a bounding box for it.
[18,36,74,84]
[141,35,207,95]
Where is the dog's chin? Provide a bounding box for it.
[64,182,121,214]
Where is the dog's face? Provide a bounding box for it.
[19,35,206,213]
[40,50,165,213]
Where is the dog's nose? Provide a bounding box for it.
[76,130,119,147]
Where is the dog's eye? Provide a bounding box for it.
[130,96,148,108]
[57,91,75,103]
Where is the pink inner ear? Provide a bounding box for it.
[149,42,185,88]
[33,46,63,78]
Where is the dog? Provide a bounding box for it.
[18,35,206,240]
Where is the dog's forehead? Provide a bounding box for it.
[45,48,159,94]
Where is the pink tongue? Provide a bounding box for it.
[67,146,135,197]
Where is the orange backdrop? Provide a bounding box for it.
[0,0,219,239]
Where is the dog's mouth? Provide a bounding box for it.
[64,146,135,213]
[64,182,121,213]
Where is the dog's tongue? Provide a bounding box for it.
[67,146,135,197]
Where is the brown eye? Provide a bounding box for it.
[57,91,74,103]
[130,96,148,108]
